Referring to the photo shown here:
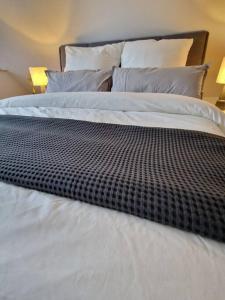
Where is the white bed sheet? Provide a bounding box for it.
[1,92,225,300]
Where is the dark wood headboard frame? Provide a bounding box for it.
[59,30,209,71]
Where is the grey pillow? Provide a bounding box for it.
[46,70,112,93]
[111,65,209,98]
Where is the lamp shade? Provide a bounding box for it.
[29,67,48,87]
[216,57,225,84]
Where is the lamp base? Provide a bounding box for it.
[40,86,46,93]
[32,86,46,94]
[216,86,225,110]
[219,85,225,100]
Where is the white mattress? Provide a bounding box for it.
[1,92,225,300]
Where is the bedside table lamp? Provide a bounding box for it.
[29,67,48,94]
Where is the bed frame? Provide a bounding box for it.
[59,30,209,71]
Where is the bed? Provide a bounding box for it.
[1,31,225,300]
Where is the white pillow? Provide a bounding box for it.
[121,39,193,68]
[64,43,124,71]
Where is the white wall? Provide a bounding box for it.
[0,0,225,99]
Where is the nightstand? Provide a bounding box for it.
[204,97,225,112]
[216,99,225,111]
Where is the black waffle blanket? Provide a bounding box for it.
[0,115,225,242]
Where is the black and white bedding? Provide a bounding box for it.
[1,92,225,300]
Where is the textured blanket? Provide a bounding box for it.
[0,115,225,242]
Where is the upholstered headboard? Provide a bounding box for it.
[59,30,209,71]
